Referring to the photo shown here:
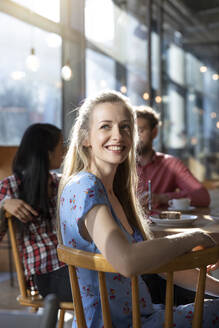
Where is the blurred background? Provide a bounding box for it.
[0,0,219,181]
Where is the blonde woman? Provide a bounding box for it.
[58,90,219,327]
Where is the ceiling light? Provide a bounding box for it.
[26,48,40,72]
[61,63,73,81]
[120,85,127,94]
[211,112,217,119]
[212,74,219,80]
[155,96,162,104]
[200,66,207,73]
[142,92,149,100]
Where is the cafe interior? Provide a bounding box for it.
[1,0,219,327]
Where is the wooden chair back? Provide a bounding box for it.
[6,214,74,328]
[57,244,219,328]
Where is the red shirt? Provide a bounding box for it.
[137,151,210,207]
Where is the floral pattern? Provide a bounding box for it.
[60,172,219,328]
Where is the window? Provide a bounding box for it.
[0,13,62,145]
[86,49,115,96]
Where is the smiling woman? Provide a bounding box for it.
[57,89,219,328]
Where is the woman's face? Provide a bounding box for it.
[49,134,65,170]
[86,102,132,171]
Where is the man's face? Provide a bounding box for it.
[136,117,155,155]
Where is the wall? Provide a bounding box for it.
[0,147,17,180]
[0,146,17,271]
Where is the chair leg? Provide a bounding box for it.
[7,231,14,287]
[58,309,65,328]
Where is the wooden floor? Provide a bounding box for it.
[0,273,23,310]
[0,272,74,327]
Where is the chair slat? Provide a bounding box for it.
[192,266,207,328]
[165,272,174,328]
[68,265,86,328]
[132,276,141,328]
[98,271,113,328]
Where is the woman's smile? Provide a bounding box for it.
[105,144,126,152]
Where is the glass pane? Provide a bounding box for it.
[86,49,115,96]
[167,44,185,87]
[0,13,62,145]
[85,0,147,80]
[186,53,203,92]
[11,0,60,22]
[85,0,114,47]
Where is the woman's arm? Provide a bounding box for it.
[172,269,219,298]
[84,204,216,278]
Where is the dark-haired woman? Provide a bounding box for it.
[0,123,72,302]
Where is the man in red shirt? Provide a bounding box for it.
[135,105,212,306]
[135,105,210,209]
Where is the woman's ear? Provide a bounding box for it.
[83,137,90,147]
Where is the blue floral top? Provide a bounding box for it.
[60,172,153,327]
[59,171,219,328]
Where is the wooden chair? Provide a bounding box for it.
[0,146,18,286]
[6,214,74,328]
[57,243,219,328]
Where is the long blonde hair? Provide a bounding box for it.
[58,90,151,241]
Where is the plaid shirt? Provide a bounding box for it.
[0,173,64,289]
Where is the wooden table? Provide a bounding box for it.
[150,206,219,242]
[149,202,219,279]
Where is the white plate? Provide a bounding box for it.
[210,216,219,221]
[150,214,198,227]
[168,206,196,212]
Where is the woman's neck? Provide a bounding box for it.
[88,164,116,195]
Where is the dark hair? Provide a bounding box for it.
[135,105,160,130]
[13,123,61,216]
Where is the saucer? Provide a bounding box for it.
[168,206,196,212]
[150,214,198,227]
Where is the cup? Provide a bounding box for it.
[168,198,191,210]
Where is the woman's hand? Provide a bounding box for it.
[207,262,219,273]
[194,230,216,249]
[3,199,38,223]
